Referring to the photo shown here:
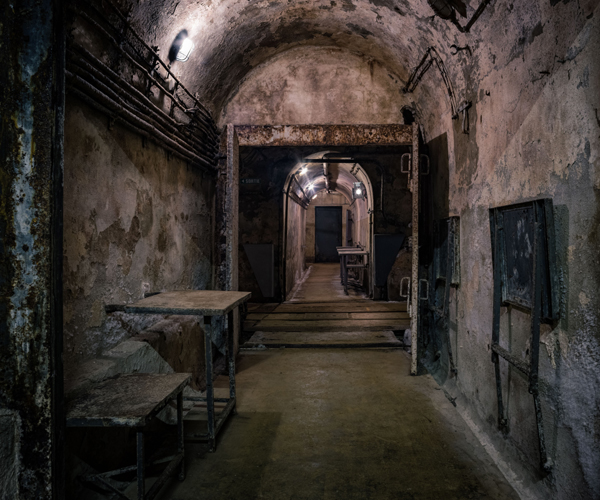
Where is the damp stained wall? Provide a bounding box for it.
[62,97,215,375]
[419,4,600,499]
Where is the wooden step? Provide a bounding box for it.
[271,302,407,313]
[244,318,410,332]
[246,312,409,321]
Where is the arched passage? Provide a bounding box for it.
[282,152,374,299]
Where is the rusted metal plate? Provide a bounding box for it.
[235,124,413,147]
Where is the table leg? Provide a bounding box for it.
[204,315,216,452]
[137,430,145,500]
[227,309,237,415]
[177,391,185,481]
[343,255,349,295]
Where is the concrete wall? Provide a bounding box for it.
[424,4,600,499]
[221,46,412,126]
[63,96,215,375]
[306,192,349,263]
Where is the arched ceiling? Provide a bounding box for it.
[286,152,372,204]
[123,0,489,117]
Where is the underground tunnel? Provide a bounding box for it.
[1,0,599,499]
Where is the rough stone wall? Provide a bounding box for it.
[63,96,214,374]
[306,192,349,263]
[423,4,600,499]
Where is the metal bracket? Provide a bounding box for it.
[399,277,411,298]
[400,153,411,174]
[450,44,472,56]
[453,101,472,134]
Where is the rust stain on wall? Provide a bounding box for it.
[236,124,413,147]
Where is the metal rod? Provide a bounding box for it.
[177,392,185,482]
[68,85,213,173]
[85,475,129,499]
[67,48,217,146]
[491,210,507,427]
[530,205,551,472]
[204,316,216,451]
[144,455,184,500]
[403,47,458,117]
[214,398,236,435]
[99,0,214,122]
[66,62,216,163]
[65,74,215,171]
[136,431,145,500]
[227,310,236,402]
[491,344,530,376]
[185,397,231,403]
[71,6,215,130]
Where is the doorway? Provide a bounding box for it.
[315,206,343,262]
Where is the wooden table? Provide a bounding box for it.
[66,373,191,500]
[336,247,369,294]
[123,290,252,451]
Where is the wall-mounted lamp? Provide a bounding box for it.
[168,30,194,64]
[300,166,308,175]
[352,181,366,199]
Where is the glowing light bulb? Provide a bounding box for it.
[176,38,194,62]
[355,188,362,195]
[300,167,308,175]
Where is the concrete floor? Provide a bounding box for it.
[159,348,518,500]
[153,264,519,499]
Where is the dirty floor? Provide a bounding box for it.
[158,347,518,500]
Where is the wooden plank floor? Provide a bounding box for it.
[244,264,409,343]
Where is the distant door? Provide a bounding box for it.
[315,206,342,262]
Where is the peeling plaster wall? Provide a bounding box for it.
[63,96,214,374]
[306,191,349,263]
[422,3,600,499]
